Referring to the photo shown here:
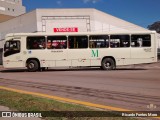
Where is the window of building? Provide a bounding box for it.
[0,6,5,11]
[68,36,88,49]
[27,36,46,49]
[89,35,109,48]
[110,35,130,48]
[131,35,151,47]
[47,36,67,49]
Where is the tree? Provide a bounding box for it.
[147,21,160,33]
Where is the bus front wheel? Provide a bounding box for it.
[27,60,39,72]
[101,58,115,70]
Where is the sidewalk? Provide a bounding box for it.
[0,105,10,111]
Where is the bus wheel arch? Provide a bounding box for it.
[26,58,40,72]
[101,56,116,70]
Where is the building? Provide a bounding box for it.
[0,0,26,17]
[0,14,14,23]
[0,0,26,64]
[0,0,26,46]
[0,8,158,64]
[0,8,149,46]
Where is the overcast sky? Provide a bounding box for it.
[23,0,160,28]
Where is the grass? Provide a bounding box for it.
[0,89,138,120]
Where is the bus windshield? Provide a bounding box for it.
[4,40,20,57]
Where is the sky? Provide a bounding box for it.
[23,0,160,28]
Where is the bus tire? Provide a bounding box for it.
[41,67,46,71]
[101,58,115,70]
[27,60,39,72]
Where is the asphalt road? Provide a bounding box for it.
[0,63,160,111]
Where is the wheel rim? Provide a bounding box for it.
[28,62,35,69]
[104,62,111,69]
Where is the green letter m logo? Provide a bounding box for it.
[91,50,99,57]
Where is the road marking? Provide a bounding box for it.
[0,86,130,111]
[0,86,160,119]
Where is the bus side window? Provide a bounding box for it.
[137,38,143,47]
[27,36,45,49]
[89,35,109,48]
[47,36,67,49]
[110,35,130,48]
[123,42,129,47]
[131,35,151,47]
[33,40,39,49]
[68,36,88,49]
[131,42,135,47]
[89,41,95,48]
[47,40,52,49]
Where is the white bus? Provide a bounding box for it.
[3,31,157,72]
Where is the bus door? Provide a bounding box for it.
[3,40,23,67]
[68,36,90,67]
[130,34,154,64]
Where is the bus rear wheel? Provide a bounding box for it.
[101,58,115,70]
[27,60,39,72]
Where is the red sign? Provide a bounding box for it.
[54,27,78,32]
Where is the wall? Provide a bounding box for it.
[92,9,148,32]
[35,8,149,34]
[157,33,160,59]
[157,33,160,48]
[0,0,25,16]
[0,10,37,48]
[36,9,94,32]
